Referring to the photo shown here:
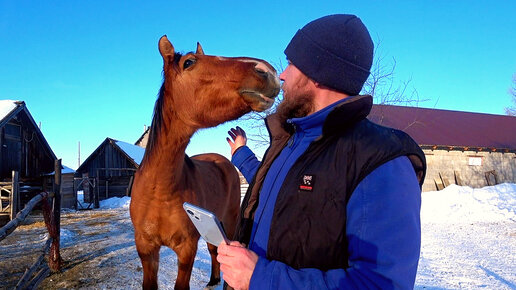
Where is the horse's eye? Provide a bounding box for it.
[183,59,196,70]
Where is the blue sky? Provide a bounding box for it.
[1,1,515,169]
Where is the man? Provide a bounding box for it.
[217,14,426,289]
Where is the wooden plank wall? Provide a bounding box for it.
[80,142,137,203]
[60,174,75,209]
[85,144,134,178]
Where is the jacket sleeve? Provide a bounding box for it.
[249,156,422,289]
[231,145,261,183]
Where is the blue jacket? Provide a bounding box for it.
[232,98,422,289]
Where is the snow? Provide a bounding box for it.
[0,100,19,121]
[417,183,516,289]
[116,140,145,165]
[421,183,516,223]
[61,165,76,174]
[2,183,514,289]
[94,183,516,288]
[46,165,76,175]
[99,195,131,209]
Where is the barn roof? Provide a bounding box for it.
[369,104,516,152]
[115,140,145,165]
[0,100,57,160]
[77,137,145,172]
[135,126,150,147]
[45,165,76,176]
[0,100,19,122]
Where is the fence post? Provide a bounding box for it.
[48,159,63,272]
[10,171,19,221]
[94,173,100,209]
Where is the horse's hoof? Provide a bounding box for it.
[204,278,221,290]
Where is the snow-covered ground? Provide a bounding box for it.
[1,184,515,289]
[416,183,515,289]
[98,183,516,289]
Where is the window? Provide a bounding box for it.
[468,156,482,166]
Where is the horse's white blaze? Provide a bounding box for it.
[216,56,278,77]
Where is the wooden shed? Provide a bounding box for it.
[369,105,516,191]
[76,137,144,207]
[44,165,76,209]
[1,100,57,221]
[135,126,150,148]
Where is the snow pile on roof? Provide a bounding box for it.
[61,165,76,174]
[116,140,145,165]
[0,100,19,121]
[421,183,516,223]
[46,165,76,175]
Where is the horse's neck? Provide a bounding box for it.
[143,121,195,188]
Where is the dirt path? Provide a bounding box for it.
[0,208,217,289]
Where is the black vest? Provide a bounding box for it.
[236,95,426,271]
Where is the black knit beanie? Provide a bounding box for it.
[284,14,374,96]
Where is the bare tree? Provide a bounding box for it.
[362,42,423,106]
[240,40,424,149]
[505,74,516,116]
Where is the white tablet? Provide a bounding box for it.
[183,202,229,246]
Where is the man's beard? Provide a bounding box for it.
[275,93,315,127]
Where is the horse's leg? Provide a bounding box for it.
[206,242,222,288]
[173,239,198,290]
[136,245,160,290]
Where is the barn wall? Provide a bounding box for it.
[135,131,149,148]
[0,123,22,178]
[1,111,54,180]
[422,149,516,191]
[60,173,75,209]
[43,173,75,209]
[79,142,137,202]
[85,144,134,177]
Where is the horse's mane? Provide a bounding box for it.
[141,52,184,167]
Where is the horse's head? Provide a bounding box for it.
[158,35,280,129]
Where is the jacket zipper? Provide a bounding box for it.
[287,120,296,147]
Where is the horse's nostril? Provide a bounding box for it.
[255,68,268,78]
[254,62,270,79]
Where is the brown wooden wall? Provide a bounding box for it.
[60,173,75,209]
[81,144,136,178]
[78,141,137,203]
[0,111,54,180]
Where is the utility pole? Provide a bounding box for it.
[78,141,81,168]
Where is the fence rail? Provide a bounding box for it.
[0,159,63,290]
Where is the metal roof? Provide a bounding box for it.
[368,105,516,152]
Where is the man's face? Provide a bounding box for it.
[277,63,315,121]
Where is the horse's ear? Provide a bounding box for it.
[196,42,205,55]
[159,35,175,61]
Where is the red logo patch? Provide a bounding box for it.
[299,174,315,191]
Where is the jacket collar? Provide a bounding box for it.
[322,95,372,136]
[266,95,373,140]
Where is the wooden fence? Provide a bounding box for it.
[0,171,20,221]
[0,160,63,289]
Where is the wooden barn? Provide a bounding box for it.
[0,100,56,180]
[369,105,516,191]
[44,165,76,209]
[1,100,58,222]
[135,126,150,148]
[76,137,145,207]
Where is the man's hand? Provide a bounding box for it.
[227,126,247,156]
[217,241,258,290]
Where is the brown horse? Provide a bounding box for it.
[130,36,280,290]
